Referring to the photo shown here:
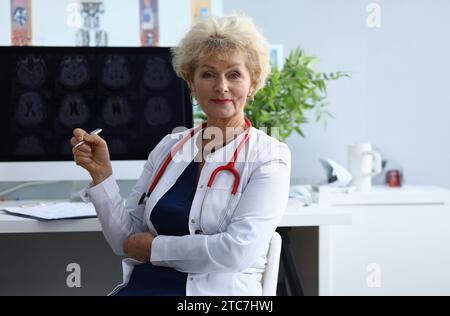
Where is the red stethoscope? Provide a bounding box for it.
[139,117,252,233]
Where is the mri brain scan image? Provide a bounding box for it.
[59,55,90,88]
[16,55,47,88]
[145,96,172,126]
[102,55,131,90]
[58,93,90,127]
[102,95,132,127]
[15,92,47,128]
[1,47,189,162]
[143,57,170,89]
[15,135,45,156]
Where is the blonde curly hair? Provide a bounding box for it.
[171,14,271,98]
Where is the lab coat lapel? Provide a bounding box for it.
[147,128,201,206]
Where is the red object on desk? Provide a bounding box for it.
[386,170,402,187]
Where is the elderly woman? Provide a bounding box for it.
[71,14,291,296]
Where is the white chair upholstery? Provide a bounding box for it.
[261,231,282,296]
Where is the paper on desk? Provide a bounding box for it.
[1,202,97,220]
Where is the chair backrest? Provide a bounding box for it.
[262,231,282,296]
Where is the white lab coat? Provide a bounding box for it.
[80,126,291,296]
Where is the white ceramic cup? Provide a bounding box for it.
[348,144,382,192]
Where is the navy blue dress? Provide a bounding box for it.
[115,160,199,296]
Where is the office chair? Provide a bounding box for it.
[261,231,282,296]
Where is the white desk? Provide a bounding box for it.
[0,198,351,296]
[317,185,450,295]
[0,198,351,233]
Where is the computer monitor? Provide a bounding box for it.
[0,46,192,181]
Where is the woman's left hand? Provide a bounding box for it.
[123,232,155,262]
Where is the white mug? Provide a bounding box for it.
[348,144,382,192]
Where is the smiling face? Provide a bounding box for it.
[189,50,254,123]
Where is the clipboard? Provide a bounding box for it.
[1,202,97,220]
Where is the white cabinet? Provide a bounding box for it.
[319,185,450,295]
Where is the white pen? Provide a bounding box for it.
[73,128,102,149]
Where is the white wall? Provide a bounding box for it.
[1,0,223,46]
[0,0,11,44]
[2,1,448,186]
[224,0,450,188]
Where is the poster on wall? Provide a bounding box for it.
[191,0,211,25]
[140,0,159,46]
[11,0,32,46]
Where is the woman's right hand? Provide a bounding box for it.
[71,128,113,185]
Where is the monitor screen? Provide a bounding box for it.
[0,46,192,164]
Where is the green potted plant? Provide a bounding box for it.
[193,47,349,142]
